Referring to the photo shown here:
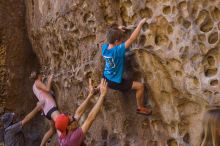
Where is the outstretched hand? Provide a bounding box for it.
[100,79,108,97]
[118,25,126,32]
[48,74,53,80]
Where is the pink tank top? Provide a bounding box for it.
[33,82,56,115]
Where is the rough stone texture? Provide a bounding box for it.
[0,0,45,146]
[24,0,220,146]
[1,0,220,146]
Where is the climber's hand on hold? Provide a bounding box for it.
[100,79,108,97]
[118,25,126,32]
[125,18,146,49]
[48,74,53,81]
[138,18,147,26]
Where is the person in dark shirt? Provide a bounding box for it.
[1,102,42,146]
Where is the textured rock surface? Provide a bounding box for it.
[25,0,220,146]
[1,0,220,146]
[0,0,45,146]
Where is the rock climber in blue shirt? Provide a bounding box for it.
[101,18,152,116]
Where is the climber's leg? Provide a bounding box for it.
[103,77,151,115]
[104,76,144,107]
[132,81,151,115]
[40,120,55,146]
[131,81,144,108]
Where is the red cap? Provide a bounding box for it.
[55,114,70,134]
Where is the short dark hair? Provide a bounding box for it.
[106,28,123,44]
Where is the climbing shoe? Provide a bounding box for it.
[137,107,152,116]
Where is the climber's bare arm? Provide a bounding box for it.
[125,18,146,49]
[35,74,53,92]
[21,101,44,126]
[74,79,95,121]
[81,79,107,134]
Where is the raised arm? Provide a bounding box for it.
[125,18,146,49]
[21,101,44,126]
[36,74,53,92]
[74,79,95,121]
[81,79,108,134]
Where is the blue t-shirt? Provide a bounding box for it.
[102,42,126,83]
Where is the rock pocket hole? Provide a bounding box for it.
[123,0,132,7]
[207,56,215,66]
[177,16,184,24]
[83,13,91,22]
[64,24,68,29]
[183,20,191,29]
[69,23,74,30]
[73,29,79,34]
[183,133,190,144]
[101,128,108,140]
[200,20,214,32]
[210,79,218,86]
[155,35,169,46]
[203,90,213,96]
[198,34,206,42]
[167,25,173,34]
[168,42,173,50]
[167,138,178,146]
[193,76,199,86]
[163,6,171,15]
[142,23,149,32]
[175,71,182,77]
[208,32,218,44]
[105,16,114,24]
[139,35,146,46]
[178,1,187,10]
[196,10,209,25]
[212,7,220,20]
[140,7,153,18]
[204,68,217,77]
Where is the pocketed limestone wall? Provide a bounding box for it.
[1,0,218,145]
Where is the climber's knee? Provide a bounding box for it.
[132,81,144,91]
